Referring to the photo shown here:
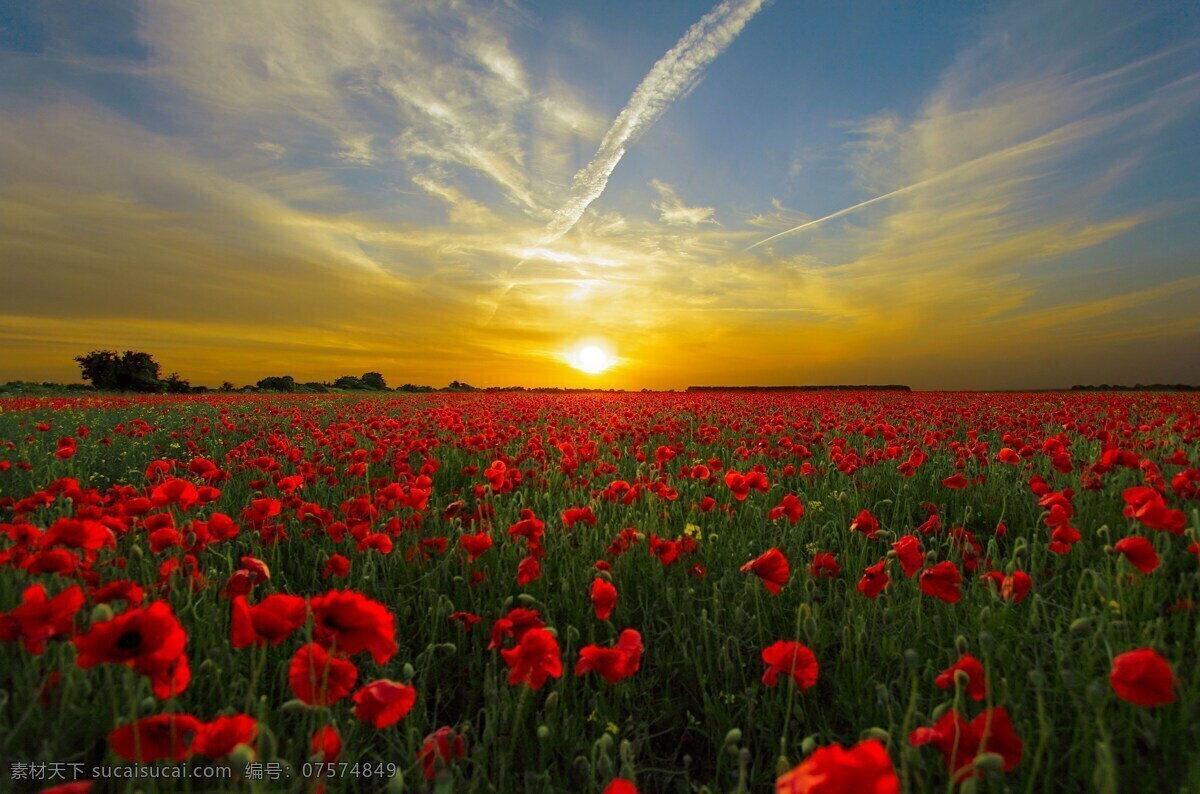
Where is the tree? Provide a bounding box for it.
[334,376,367,390]
[161,373,191,393]
[256,376,296,393]
[75,350,162,392]
[361,371,387,390]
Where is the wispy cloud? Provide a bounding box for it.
[543,0,766,241]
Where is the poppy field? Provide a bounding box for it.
[1,390,1198,793]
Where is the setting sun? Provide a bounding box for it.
[569,344,614,375]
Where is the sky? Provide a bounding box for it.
[1,0,1198,390]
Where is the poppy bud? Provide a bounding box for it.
[1096,524,1110,540]
[800,735,818,755]
[229,743,256,769]
[954,669,971,690]
[402,663,415,680]
[386,768,407,793]
[544,692,559,713]
[978,607,991,624]
[537,725,550,740]
[198,658,215,675]
[955,635,969,654]
[1069,617,1091,634]
[130,545,143,559]
[620,740,634,764]
[803,615,818,640]
[434,642,457,654]
[775,754,792,777]
[597,733,614,753]
[139,696,157,714]
[723,728,742,747]
[972,752,1005,772]
[978,630,995,655]
[903,649,920,670]
[89,603,114,623]
[924,549,939,563]
[862,727,890,744]
[282,698,310,713]
[708,533,719,542]
[517,594,540,607]
[566,625,580,644]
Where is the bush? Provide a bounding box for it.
[361,372,387,390]
[256,376,296,393]
[333,376,368,390]
[75,351,162,392]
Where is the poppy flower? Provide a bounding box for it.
[449,611,482,630]
[323,554,350,579]
[562,506,598,528]
[231,594,307,647]
[857,560,889,599]
[775,738,899,794]
[108,713,202,762]
[935,654,987,701]
[489,608,544,650]
[74,600,189,698]
[909,707,1022,779]
[500,627,563,689]
[419,727,466,780]
[809,553,839,579]
[193,714,257,758]
[850,510,880,539]
[761,640,818,689]
[575,629,643,684]
[1001,571,1032,603]
[603,780,639,794]
[311,726,341,762]
[1113,536,1159,574]
[768,494,805,523]
[1122,487,1186,534]
[517,556,541,585]
[0,583,84,654]
[920,562,963,604]
[1110,648,1176,707]
[460,531,494,561]
[741,548,790,594]
[591,578,618,620]
[288,643,358,706]
[353,680,418,729]
[891,535,924,578]
[942,474,969,489]
[309,590,397,664]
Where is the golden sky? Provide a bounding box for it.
[1,0,1198,389]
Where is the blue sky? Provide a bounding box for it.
[1,0,1198,388]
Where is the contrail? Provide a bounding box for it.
[745,118,1096,250]
[543,0,767,243]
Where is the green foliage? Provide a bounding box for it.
[361,371,387,390]
[256,375,296,392]
[74,350,162,392]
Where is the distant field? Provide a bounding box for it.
[1,391,1197,792]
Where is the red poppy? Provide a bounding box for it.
[231,594,307,647]
[942,474,969,489]
[603,780,638,794]
[768,494,805,523]
[419,727,466,780]
[575,629,643,684]
[74,600,189,698]
[1110,648,1176,707]
[909,707,1022,778]
[460,531,494,561]
[323,554,350,579]
[741,548,790,594]
[517,556,541,585]
[591,578,618,620]
[309,590,397,664]
[1122,486,1186,534]
[920,561,963,604]
[857,560,889,599]
[108,713,202,762]
[192,714,257,758]
[891,535,924,578]
[935,654,987,701]
[562,506,598,528]
[353,680,418,728]
[775,738,899,794]
[500,627,563,689]
[1001,571,1032,603]
[288,643,358,706]
[850,510,880,539]
[1113,536,1159,574]
[761,640,818,689]
[489,607,544,650]
[0,583,84,654]
[449,611,482,630]
[809,553,839,579]
[311,726,341,762]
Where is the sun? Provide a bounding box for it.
[569,343,614,375]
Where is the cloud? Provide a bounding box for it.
[649,180,717,226]
[543,0,767,241]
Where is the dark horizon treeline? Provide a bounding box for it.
[0,350,1197,394]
